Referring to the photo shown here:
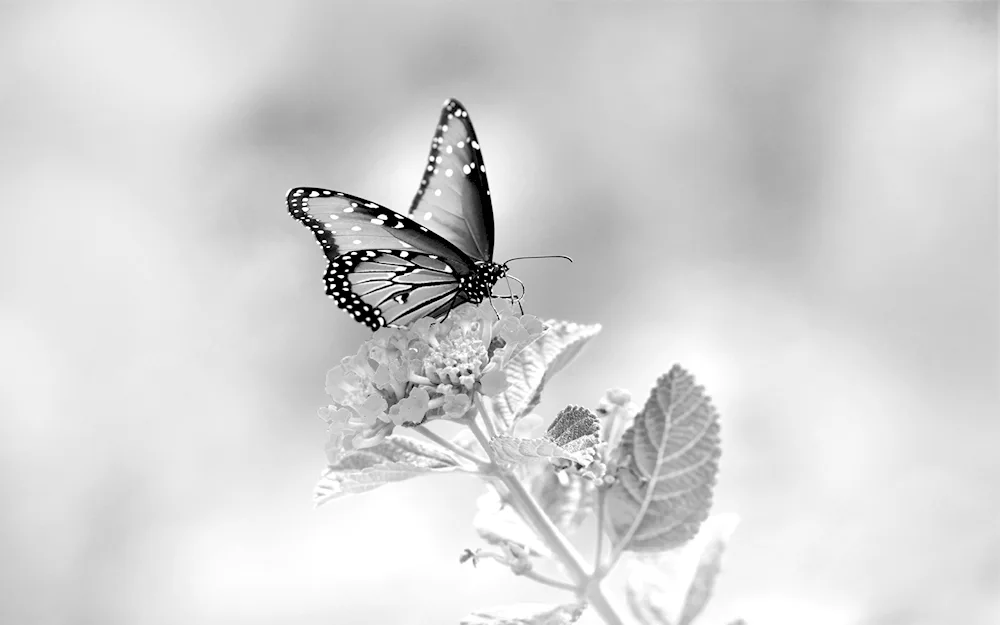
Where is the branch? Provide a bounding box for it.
[594,487,607,572]
[467,412,623,625]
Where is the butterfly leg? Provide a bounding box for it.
[506,276,525,315]
[487,296,501,320]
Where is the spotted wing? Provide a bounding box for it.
[327,249,473,329]
[408,98,495,262]
[287,186,475,329]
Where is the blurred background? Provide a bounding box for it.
[1,2,996,624]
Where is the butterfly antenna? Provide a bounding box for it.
[505,274,526,301]
[503,254,574,266]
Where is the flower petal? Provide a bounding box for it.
[480,368,508,396]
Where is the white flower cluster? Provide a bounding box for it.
[320,303,545,462]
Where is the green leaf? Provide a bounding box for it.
[461,602,587,625]
[546,405,600,455]
[625,564,674,625]
[535,468,595,534]
[491,405,602,471]
[487,320,601,432]
[313,436,460,506]
[677,514,740,625]
[623,514,740,625]
[491,435,592,465]
[605,365,721,552]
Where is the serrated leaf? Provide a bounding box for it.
[625,565,674,625]
[677,514,740,625]
[313,436,460,506]
[490,435,594,466]
[461,602,586,625]
[491,405,601,467]
[623,514,740,625]
[546,405,600,453]
[487,320,601,432]
[605,365,721,552]
[474,491,552,557]
[535,467,595,534]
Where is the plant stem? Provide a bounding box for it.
[501,468,624,625]
[467,415,625,625]
[474,392,500,439]
[468,551,576,593]
[467,418,495,460]
[520,570,579,593]
[412,424,490,469]
[594,487,607,573]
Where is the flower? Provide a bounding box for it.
[320,302,546,463]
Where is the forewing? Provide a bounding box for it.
[408,98,495,262]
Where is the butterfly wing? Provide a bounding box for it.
[287,186,476,329]
[408,98,495,262]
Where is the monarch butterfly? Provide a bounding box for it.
[287,99,525,330]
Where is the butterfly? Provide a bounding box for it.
[287,98,511,331]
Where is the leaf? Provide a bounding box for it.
[313,436,460,506]
[535,468,595,534]
[490,404,599,464]
[473,491,552,557]
[625,564,674,625]
[461,602,586,625]
[487,320,601,432]
[623,514,740,625]
[677,514,741,625]
[546,405,600,455]
[605,365,721,552]
[491,435,588,465]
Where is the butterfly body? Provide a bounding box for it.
[287,99,504,331]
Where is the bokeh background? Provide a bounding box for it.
[1,2,996,624]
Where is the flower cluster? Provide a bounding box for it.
[320,302,546,462]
